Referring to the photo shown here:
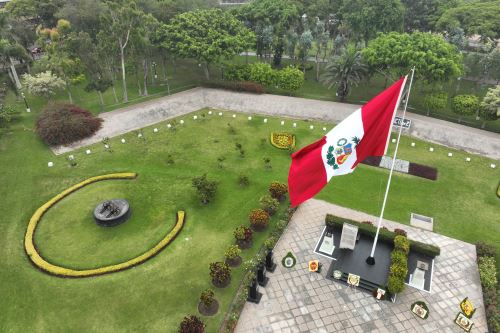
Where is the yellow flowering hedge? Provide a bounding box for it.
[24,172,186,277]
[270,132,295,149]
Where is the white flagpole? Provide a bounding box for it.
[366,67,416,265]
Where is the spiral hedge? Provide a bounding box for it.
[24,172,186,277]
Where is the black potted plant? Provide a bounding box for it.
[257,261,269,287]
[246,271,262,303]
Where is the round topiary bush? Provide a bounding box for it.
[224,244,242,267]
[233,225,252,249]
[198,289,219,316]
[209,261,231,288]
[452,94,479,115]
[394,235,410,255]
[269,181,288,201]
[259,194,279,216]
[35,103,102,146]
[179,315,205,333]
[248,208,270,231]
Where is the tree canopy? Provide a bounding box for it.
[362,32,463,83]
[436,0,500,40]
[401,0,458,32]
[339,0,405,42]
[160,9,254,80]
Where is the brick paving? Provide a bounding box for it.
[235,199,488,333]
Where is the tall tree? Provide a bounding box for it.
[481,48,500,84]
[160,9,254,80]
[401,0,458,32]
[297,30,313,74]
[238,0,299,66]
[436,0,500,40]
[320,46,367,101]
[339,0,404,42]
[56,0,103,39]
[100,0,145,103]
[312,19,330,81]
[362,32,463,85]
[36,19,84,103]
[5,0,65,28]
[0,12,31,90]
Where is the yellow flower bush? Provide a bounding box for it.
[24,172,186,277]
[270,133,295,149]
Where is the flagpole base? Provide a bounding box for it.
[366,256,375,265]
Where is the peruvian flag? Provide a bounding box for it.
[288,77,407,207]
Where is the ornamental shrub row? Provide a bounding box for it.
[325,215,441,257]
[201,80,264,94]
[452,94,480,115]
[387,235,410,295]
[475,242,499,332]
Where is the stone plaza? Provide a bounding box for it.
[235,199,488,333]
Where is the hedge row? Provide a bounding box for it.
[201,80,264,94]
[325,215,441,257]
[25,173,186,278]
[475,242,499,332]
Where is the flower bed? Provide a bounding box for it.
[24,173,186,277]
[475,242,499,332]
[270,132,295,149]
[325,215,441,257]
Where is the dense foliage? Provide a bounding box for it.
[35,103,102,145]
[268,181,288,201]
[259,195,279,216]
[475,242,500,332]
[451,94,480,115]
[481,86,500,120]
[179,315,205,333]
[233,225,252,242]
[224,245,241,260]
[209,261,231,285]
[191,174,218,204]
[199,289,215,307]
[248,208,270,229]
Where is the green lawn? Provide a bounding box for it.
[1,88,499,332]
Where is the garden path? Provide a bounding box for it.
[53,87,500,161]
[234,198,488,333]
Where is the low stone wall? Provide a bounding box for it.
[53,87,500,160]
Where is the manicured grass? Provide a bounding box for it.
[1,90,499,332]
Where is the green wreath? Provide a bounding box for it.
[281,252,296,268]
[410,301,430,319]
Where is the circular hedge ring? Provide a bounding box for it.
[24,172,186,278]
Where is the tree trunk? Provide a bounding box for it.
[143,58,148,96]
[162,56,167,80]
[97,91,104,111]
[111,85,119,103]
[120,46,128,103]
[66,81,73,103]
[203,62,210,80]
[9,57,22,90]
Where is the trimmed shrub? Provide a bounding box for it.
[233,226,252,242]
[394,235,410,255]
[325,215,441,257]
[423,92,448,114]
[277,66,304,92]
[35,103,102,146]
[389,262,408,279]
[476,242,497,258]
[394,228,407,237]
[200,289,215,307]
[391,250,407,266]
[224,245,241,260]
[179,315,205,333]
[408,162,438,181]
[248,208,270,230]
[269,181,288,200]
[478,256,497,290]
[452,94,480,115]
[248,62,277,86]
[224,64,251,81]
[209,262,231,286]
[259,195,279,216]
[201,80,264,94]
[387,274,405,294]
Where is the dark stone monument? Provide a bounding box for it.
[93,199,130,227]
[265,250,277,273]
[247,277,262,304]
[257,263,269,287]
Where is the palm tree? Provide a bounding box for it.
[320,46,367,101]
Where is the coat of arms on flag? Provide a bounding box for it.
[326,137,360,170]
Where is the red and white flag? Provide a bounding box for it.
[288,77,407,207]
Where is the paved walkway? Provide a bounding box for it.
[53,88,500,160]
[235,199,488,333]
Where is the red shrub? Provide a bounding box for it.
[35,103,102,146]
[248,208,270,230]
[179,315,205,333]
[408,162,438,181]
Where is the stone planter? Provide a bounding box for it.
[198,300,219,316]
